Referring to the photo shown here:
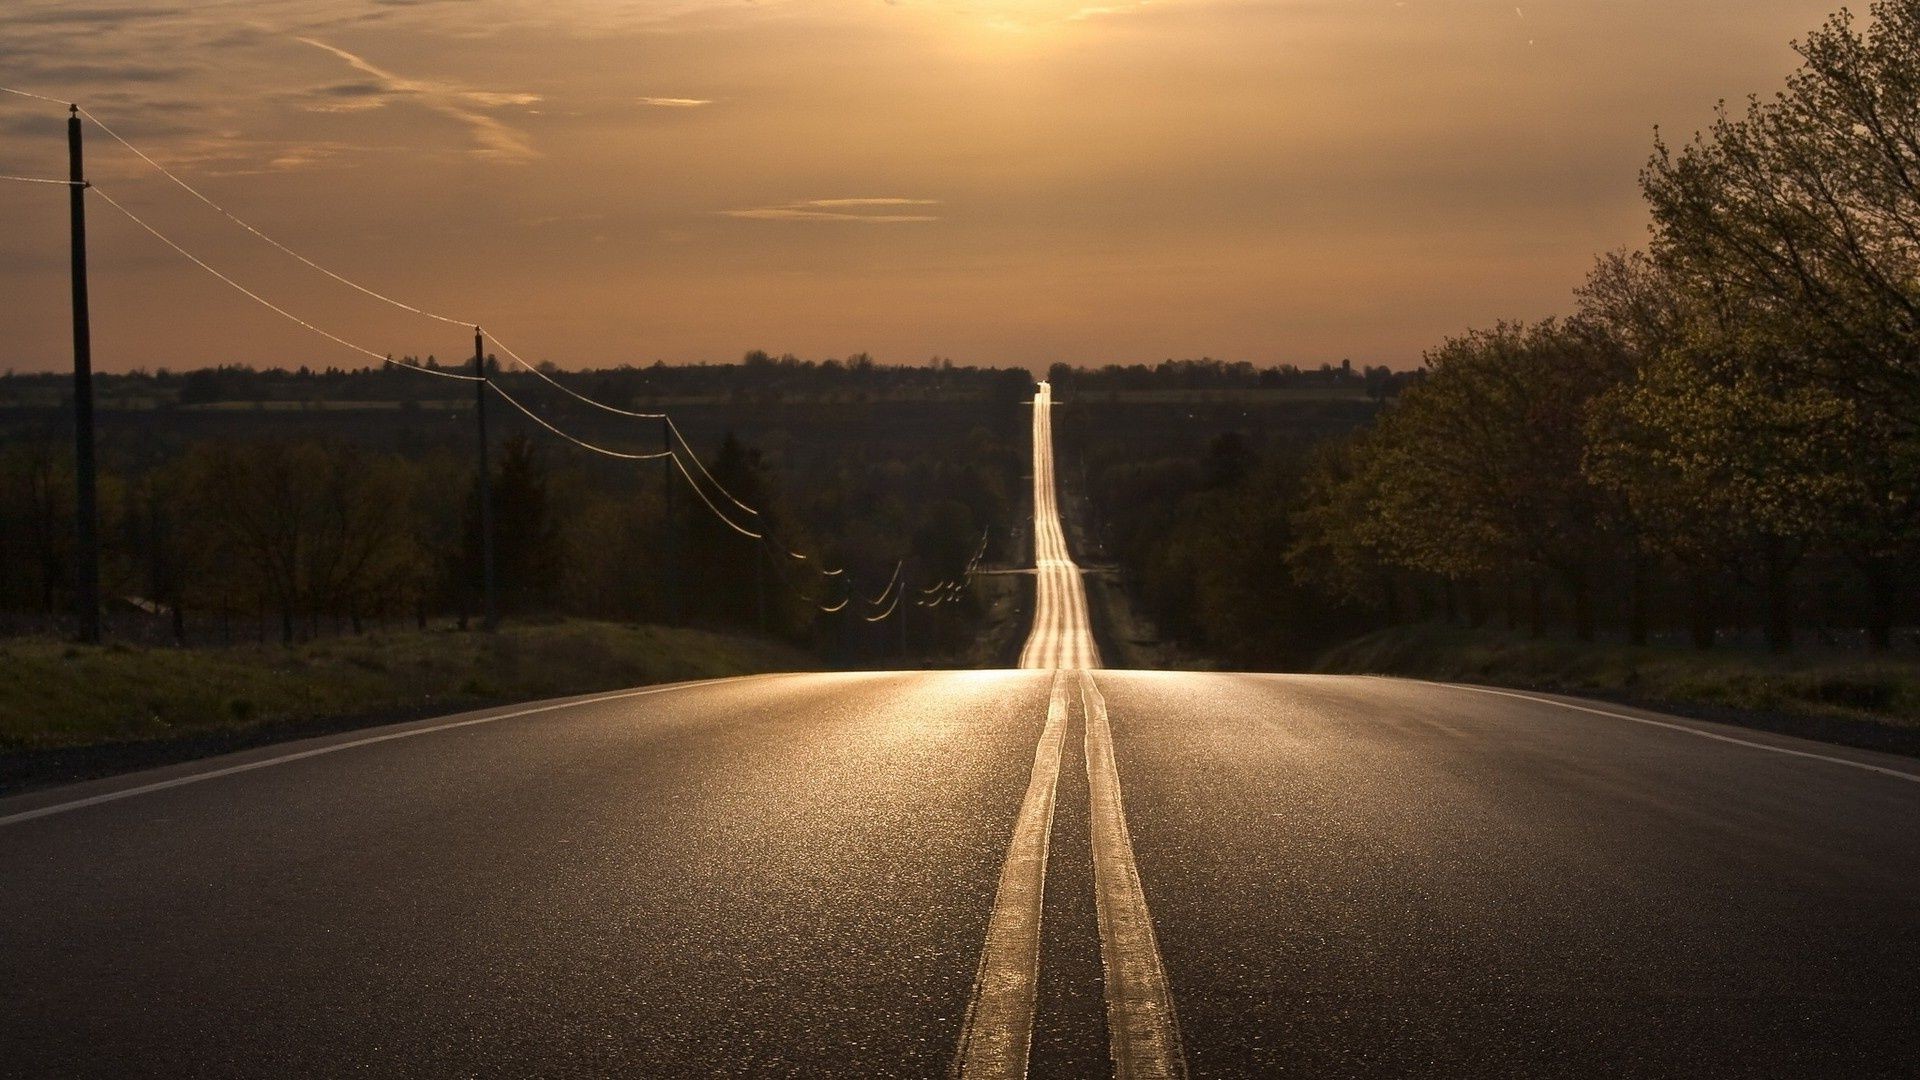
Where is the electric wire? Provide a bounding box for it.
[47,94,973,621]
[74,126,798,570]
[90,186,478,381]
[863,590,901,623]
[66,97,811,557]
[79,148,779,549]
[78,102,784,532]
[667,415,760,516]
[1,175,81,186]
[0,86,70,105]
[482,329,666,419]
[671,452,764,540]
[76,105,475,330]
[866,561,903,607]
[56,109,778,555]
[487,380,672,461]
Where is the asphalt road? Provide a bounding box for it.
[1019,380,1100,672]
[4,384,1918,1077]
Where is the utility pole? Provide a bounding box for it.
[663,418,679,624]
[474,328,498,632]
[68,105,101,645]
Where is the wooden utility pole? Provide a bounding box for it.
[663,419,678,624]
[474,329,498,632]
[68,105,101,645]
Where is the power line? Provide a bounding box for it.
[1,175,83,186]
[482,330,666,419]
[76,105,476,330]
[69,100,789,532]
[866,561,903,606]
[671,452,764,539]
[65,98,809,538]
[51,94,968,621]
[864,589,901,623]
[487,380,672,461]
[667,415,761,517]
[89,185,478,381]
[0,86,69,105]
[65,104,687,432]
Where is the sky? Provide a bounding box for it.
[0,0,1853,374]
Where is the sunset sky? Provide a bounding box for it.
[0,0,1849,374]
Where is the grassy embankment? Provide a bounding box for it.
[1318,625,1920,755]
[0,621,810,786]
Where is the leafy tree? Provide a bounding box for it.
[1586,326,1861,653]
[1351,322,1628,639]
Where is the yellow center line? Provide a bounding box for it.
[953,670,1073,1079]
[1081,671,1187,1079]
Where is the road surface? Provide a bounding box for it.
[1018,380,1101,672]
[3,385,1918,1077]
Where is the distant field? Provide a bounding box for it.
[179,399,469,412]
[1064,387,1376,404]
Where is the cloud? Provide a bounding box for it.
[804,198,939,207]
[294,36,541,162]
[4,61,189,84]
[1067,5,1139,22]
[104,134,409,177]
[720,197,941,222]
[0,5,179,27]
[298,80,391,113]
[639,96,713,108]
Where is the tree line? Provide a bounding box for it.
[0,351,1037,408]
[1093,0,1920,661]
[1046,357,1420,398]
[0,357,1028,656]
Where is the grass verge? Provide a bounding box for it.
[1317,624,1920,757]
[0,620,812,792]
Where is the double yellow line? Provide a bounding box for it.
[954,670,1186,1079]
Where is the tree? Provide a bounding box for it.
[1586,325,1861,653]
[1634,1,1920,647]
[679,433,786,633]
[184,440,423,644]
[1344,322,1629,639]
[460,436,562,619]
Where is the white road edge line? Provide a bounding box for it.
[1081,671,1187,1080]
[954,670,1072,1080]
[0,674,791,828]
[1428,681,1920,785]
